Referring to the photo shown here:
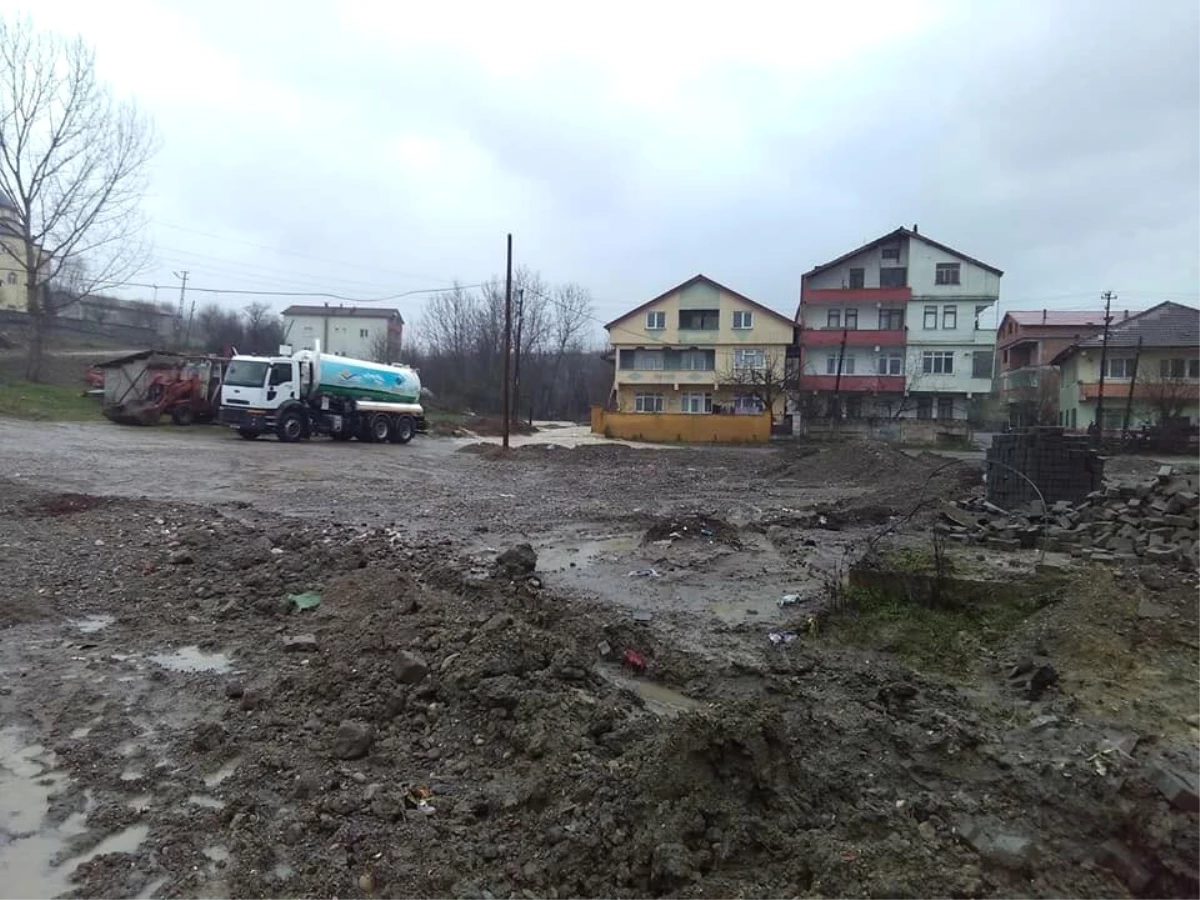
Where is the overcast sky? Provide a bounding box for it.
[14,0,1200,339]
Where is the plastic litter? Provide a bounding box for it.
[404,786,436,816]
[622,649,647,673]
[768,631,799,645]
[778,594,801,607]
[287,591,322,611]
[628,568,662,578]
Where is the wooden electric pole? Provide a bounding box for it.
[512,287,525,431]
[829,326,849,419]
[1121,336,1143,439]
[501,234,513,450]
[1093,290,1115,445]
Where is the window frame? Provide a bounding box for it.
[633,349,664,370]
[732,310,753,330]
[1189,359,1200,379]
[733,348,766,371]
[936,396,955,420]
[826,309,841,329]
[848,268,865,289]
[878,353,903,376]
[942,305,957,330]
[923,305,938,330]
[1105,357,1134,379]
[844,308,858,330]
[634,392,664,413]
[733,394,765,414]
[879,308,904,330]
[826,354,855,375]
[879,267,907,288]
[935,262,961,285]
[680,392,713,414]
[922,350,954,375]
[1160,358,1186,379]
[645,310,666,330]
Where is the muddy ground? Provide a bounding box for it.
[0,420,1197,899]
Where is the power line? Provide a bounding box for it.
[117,280,484,304]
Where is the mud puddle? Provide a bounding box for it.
[600,670,702,717]
[148,646,233,674]
[0,726,148,898]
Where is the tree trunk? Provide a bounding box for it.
[24,276,44,382]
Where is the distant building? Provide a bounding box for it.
[0,192,46,313]
[603,274,796,418]
[996,309,1108,427]
[1052,301,1200,433]
[282,305,404,360]
[796,225,1001,423]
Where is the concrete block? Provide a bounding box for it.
[1148,765,1200,813]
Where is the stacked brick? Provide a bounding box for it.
[985,428,1104,507]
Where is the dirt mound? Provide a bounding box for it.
[643,514,740,546]
[17,491,109,517]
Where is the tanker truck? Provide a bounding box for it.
[217,342,426,444]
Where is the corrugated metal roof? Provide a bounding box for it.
[282,305,403,321]
[1006,310,1108,327]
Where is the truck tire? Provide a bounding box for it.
[170,405,194,426]
[237,428,259,440]
[389,415,415,444]
[368,413,391,443]
[277,409,306,443]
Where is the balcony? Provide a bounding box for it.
[803,287,913,304]
[801,328,906,348]
[799,374,906,393]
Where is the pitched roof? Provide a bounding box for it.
[802,227,1004,279]
[1050,301,1200,365]
[1004,310,1108,327]
[282,305,402,322]
[603,274,794,331]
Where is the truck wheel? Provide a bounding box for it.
[277,410,305,443]
[369,413,391,443]
[390,415,415,444]
[237,428,259,440]
[170,405,194,426]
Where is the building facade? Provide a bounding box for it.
[282,305,404,360]
[604,275,796,417]
[0,192,44,313]
[796,226,1001,422]
[1052,302,1200,433]
[996,310,1107,427]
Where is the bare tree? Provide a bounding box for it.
[719,348,795,416]
[369,331,392,363]
[0,15,157,380]
[1141,368,1197,425]
[242,302,282,354]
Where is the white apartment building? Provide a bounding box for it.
[282,305,404,360]
[797,225,1002,421]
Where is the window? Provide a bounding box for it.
[935,263,961,285]
[634,392,664,413]
[922,351,954,375]
[224,360,270,388]
[942,305,957,330]
[1070,408,1077,429]
[848,268,865,289]
[879,308,904,330]
[1190,359,1200,378]
[359,328,370,338]
[845,395,863,419]
[5,272,15,284]
[972,350,994,379]
[844,309,858,330]
[734,348,765,370]
[679,309,719,330]
[733,394,764,414]
[923,305,938,329]
[1160,359,1187,378]
[1105,358,1134,379]
[937,397,954,420]
[678,350,713,371]
[826,354,855,375]
[645,311,666,330]
[732,310,753,329]
[827,309,841,329]
[269,362,293,386]
[634,350,664,370]
[880,267,907,288]
[680,392,712,414]
[974,304,989,330]
[916,397,933,420]
[878,353,903,376]
[880,244,900,261]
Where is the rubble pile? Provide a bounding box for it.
[940,465,1200,569]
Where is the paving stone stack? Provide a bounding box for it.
[939,466,1200,570]
[985,427,1104,507]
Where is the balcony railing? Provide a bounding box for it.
[798,374,906,393]
[800,328,906,348]
[803,287,913,304]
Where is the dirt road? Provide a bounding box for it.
[0,420,1196,898]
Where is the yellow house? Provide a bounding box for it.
[604,274,797,417]
[1052,301,1200,432]
[0,193,39,312]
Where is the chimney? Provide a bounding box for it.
[1123,310,1129,320]
[1042,309,1047,324]
[912,223,919,234]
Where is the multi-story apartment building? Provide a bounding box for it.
[282,304,404,360]
[996,309,1107,427]
[604,274,796,417]
[795,225,1001,422]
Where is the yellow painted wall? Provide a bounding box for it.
[1059,349,1200,428]
[614,385,786,417]
[607,284,794,348]
[591,406,771,443]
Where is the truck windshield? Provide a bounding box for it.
[224,360,270,387]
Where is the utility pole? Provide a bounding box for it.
[501,234,513,450]
[1121,335,1143,439]
[173,270,189,349]
[1093,290,1115,445]
[829,326,849,419]
[512,287,525,431]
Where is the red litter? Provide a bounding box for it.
[622,650,647,674]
